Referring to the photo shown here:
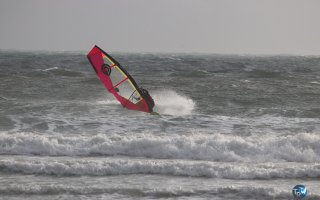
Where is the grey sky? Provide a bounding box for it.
[0,0,319,54]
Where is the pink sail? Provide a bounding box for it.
[87,45,153,113]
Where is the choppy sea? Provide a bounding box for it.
[0,50,320,199]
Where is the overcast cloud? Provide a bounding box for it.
[0,0,319,54]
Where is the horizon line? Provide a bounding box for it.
[0,48,319,57]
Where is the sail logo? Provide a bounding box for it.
[292,185,307,199]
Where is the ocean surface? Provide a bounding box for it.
[0,51,320,200]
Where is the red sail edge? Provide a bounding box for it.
[87,45,152,113]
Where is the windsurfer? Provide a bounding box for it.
[87,45,156,114]
[140,87,155,112]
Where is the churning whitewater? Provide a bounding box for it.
[1,51,320,200]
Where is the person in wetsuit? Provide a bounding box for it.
[139,87,155,112]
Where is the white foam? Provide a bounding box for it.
[310,81,320,85]
[96,100,119,105]
[152,90,195,115]
[0,182,291,199]
[0,183,293,199]
[0,156,320,179]
[1,132,320,163]
[41,67,59,72]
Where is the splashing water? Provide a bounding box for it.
[152,90,195,115]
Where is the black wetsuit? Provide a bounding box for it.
[140,88,155,112]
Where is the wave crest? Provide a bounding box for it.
[1,157,320,179]
[1,132,320,162]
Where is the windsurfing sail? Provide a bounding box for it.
[87,45,154,113]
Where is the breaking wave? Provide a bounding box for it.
[0,132,320,162]
[0,157,320,179]
[0,184,308,200]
